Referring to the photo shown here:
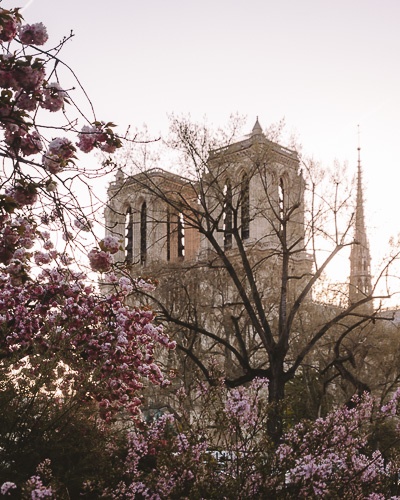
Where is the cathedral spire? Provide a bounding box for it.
[349,131,372,308]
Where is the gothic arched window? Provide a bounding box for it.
[166,207,171,262]
[140,201,147,265]
[278,177,285,232]
[224,181,233,250]
[177,212,185,258]
[241,173,250,240]
[125,207,133,264]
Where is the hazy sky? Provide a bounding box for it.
[4,0,400,273]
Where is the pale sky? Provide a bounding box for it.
[4,0,400,277]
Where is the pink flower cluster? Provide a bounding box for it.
[2,107,44,156]
[225,379,267,429]
[106,414,208,499]
[14,61,46,92]
[0,9,121,167]
[104,383,400,499]
[76,122,121,154]
[5,182,38,207]
[119,276,133,294]
[88,248,114,273]
[18,22,48,46]
[134,278,157,292]
[0,10,47,47]
[0,215,175,422]
[100,235,120,254]
[43,137,76,174]
[34,250,53,266]
[0,9,20,43]
[0,482,16,495]
[22,130,42,156]
[88,237,122,273]
[0,216,35,265]
[15,89,41,112]
[0,54,45,94]
[41,82,66,112]
[276,393,393,498]
[24,476,53,499]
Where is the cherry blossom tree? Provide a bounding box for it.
[0,7,175,496]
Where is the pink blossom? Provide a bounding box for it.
[20,130,42,156]
[48,137,75,159]
[43,239,53,250]
[15,89,41,112]
[105,272,118,283]
[62,231,73,241]
[19,237,34,249]
[4,122,28,150]
[0,15,18,43]
[381,387,400,415]
[0,213,173,418]
[43,153,63,174]
[41,82,66,112]
[6,183,38,207]
[34,251,51,266]
[0,481,16,495]
[76,125,98,153]
[100,235,120,254]
[43,138,75,174]
[88,248,113,273]
[24,475,52,499]
[76,122,121,154]
[135,278,157,291]
[119,277,133,294]
[14,62,46,92]
[18,22,48,46]
[12,248,27,260]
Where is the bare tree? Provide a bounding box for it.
[105,117,398,442]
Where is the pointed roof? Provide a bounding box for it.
[349,141,372,307]
[354,147,368,248]
[251,117,263,136]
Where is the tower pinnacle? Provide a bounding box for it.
[251,117,263,136]
[349,131,372,308]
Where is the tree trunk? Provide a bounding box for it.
[267,357,286,445]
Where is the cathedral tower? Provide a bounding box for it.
[349,144,372,307]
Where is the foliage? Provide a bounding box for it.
[94,382,400,499]
[0,6,174,496]
[0,6,122,245]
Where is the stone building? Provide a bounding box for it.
[105,119,376,412]
[106,119,312,281]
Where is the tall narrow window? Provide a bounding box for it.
[166,207,171,262]
[278,177,285,232]
[224,181,232,250]
[140,201,147,265]
[125,207,133,264]
[177,212,185,258]
[241,174,250,240]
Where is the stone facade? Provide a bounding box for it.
[106,119,311,280]
[104,119,375,411]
